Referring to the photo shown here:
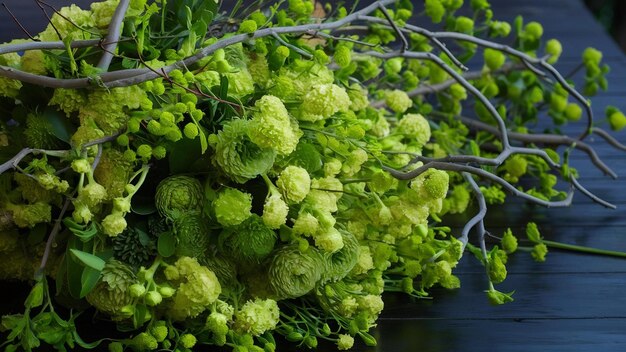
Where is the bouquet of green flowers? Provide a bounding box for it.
[1,0,624,350]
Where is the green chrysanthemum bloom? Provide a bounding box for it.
[396,113,431,146]
[269,245,324,299]
[94,149,134,200]
[219,215,277,264]
[213,188,252,227]
[297,84,351,122]
[5,202,51,228]
[174,212,211,259]
[155,175,204,218]
[262,193,289,229]
[0,52,22,98]
[167,257,222,321]
[79,86,147,134]
[38,4,94,41]
[276,165,311,203]
[347,83,370,111]
[385,89,413,113]
[320,231,360,283]
[210,119,277,183]
[248,95,302,156]
[49,88,87,117]
[86,260,137,320]
[233,298,280,336]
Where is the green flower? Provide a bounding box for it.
[155,176,204,218]
[213,188,252,227]
[269,245,324,299]
[86,260,137,320]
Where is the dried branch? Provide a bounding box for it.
[457,115,617,178]
[459,172,487,249]
[2,3,38,41]
[97,0,130,71]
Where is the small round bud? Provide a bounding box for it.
[116,134,129,147]
[158,286,176,298]
[136,144,152,159]
[127,118,141,133]
[239,19,258,33]
[152,145,167,160]
[123,149,137,162]
[145,291,163,306]
[524,22,543,40]
[183,123,199,139]
[71,159,91,174]
[129,283,146,298]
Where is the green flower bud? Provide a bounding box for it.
[524,22,543,40]
[158,286,176,298]
[127,118,141,133]
[123,149,137,162]
[152,145,167,160]
[145,291,163,306]
[113,197,131,213]
[136,144,152,159]
[183,123,199,139]
[129,284,146,298]
[484,48,505,70]
[150,325,168,343]
[116,134,130,147]
[608,110,626,131]
[545,39,562,63]
[179,334,197,348]
[71,159,91,174]
[239,19,258,33]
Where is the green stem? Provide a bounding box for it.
[541,239,626,258]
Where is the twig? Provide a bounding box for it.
[2,3,38,41]
[382,161,576,208]
[459,172,487,249]
[370,63,523,108]
[457,115,617,178]
[593,127,626,152]
[35,194,72,280]
[97,0,130,71]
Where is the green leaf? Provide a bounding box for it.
[79,267,101,298]
[24,282,44,309]
[43,108,74,144]
[63,219,98,242]
[69,249,105,271]
[157,232,177,258]
[132,304,150,329]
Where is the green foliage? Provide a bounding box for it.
[0,0,622,350]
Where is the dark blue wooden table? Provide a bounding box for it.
[1,1,626,351]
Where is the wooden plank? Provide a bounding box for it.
[371,318,626,352]
[381,271,626,319]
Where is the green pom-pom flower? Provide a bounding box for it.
[268,245,324,299]
[385,89,413,113]
[320,231,360,282]
[155,175,204,218]
[233,298,280,336]
[86,260,137,320]
[174,212,211,259]
[248,95,301,156]
[213,188,252,227]
[210,119,276,183]
[276,165,311,203]
[219,215,277,264]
